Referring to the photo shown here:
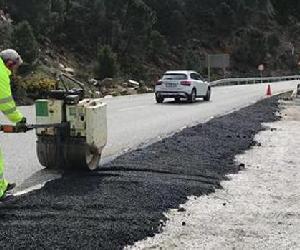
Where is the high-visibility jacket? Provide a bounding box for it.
[0,58,23,123]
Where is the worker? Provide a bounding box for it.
[0,49,27,201]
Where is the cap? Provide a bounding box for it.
[0,49,23,65]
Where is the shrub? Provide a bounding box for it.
[148,30,168,60]
[0,21,12,49]
[95,45,119,80]
[15,73,56,93]
[12,21,39,65]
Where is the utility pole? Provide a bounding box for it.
[207,54,211,82]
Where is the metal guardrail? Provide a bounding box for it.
[210,75,300,87]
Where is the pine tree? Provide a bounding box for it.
[95,45,119,80]
[12,21,39,65]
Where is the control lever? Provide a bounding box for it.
[0,123,67,133]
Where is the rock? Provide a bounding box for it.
[177,207,186,212]
[121,89,129,96]
[128,79,140,87]
[59,63,65,70]
[64,67,75,75]
[111,91,120,97]
[251,141,262,147]
[101,78,114,88]
[104,95,113,99]
[126,88,138,95]
[137,86,149,94]
[88,78,98,86]
[239,163,246,170]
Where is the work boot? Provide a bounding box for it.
[6,183,16,192]
[0,193,13,203]
[0,183,16,202]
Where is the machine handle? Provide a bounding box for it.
[0,125,18,133]
[0,123,68,133]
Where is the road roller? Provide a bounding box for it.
[35,74,107,170]
[1,74,107,171]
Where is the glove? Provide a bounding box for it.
[15,117,27,133]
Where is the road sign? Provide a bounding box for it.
[206,54,230,82]
[206,54,230,69]
[258,64,264,71]
[258,64,264,84]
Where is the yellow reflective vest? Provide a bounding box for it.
[0,58,23,123]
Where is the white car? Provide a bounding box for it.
[155,70,211,103]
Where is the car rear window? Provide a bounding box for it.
[162,74,187,80]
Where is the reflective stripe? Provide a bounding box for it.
[0,96,13,104]
[2,106,17,115]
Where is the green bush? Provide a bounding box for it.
[15,73,56,92]
[148,30,168,60]
[232,28,267,67]
[12,21,39,65]
[267,33,280,53]
[0,21,12,50]
[95,45,119,80]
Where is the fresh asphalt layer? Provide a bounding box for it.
[0,95,283,249]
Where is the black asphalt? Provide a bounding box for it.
[0,96,282,249]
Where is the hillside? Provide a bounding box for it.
[1,0,300,98]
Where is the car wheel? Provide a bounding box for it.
[204,88,211,101]
[175,97,180,103]
[156,94,164,103]
[188,89,196,103]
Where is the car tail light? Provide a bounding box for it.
[180,80,192,86]
[156,80,162,85]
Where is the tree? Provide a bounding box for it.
[167,10,186,44]
[0,19,12,50]
[148,30,168,61]
[232,28,267,68]
[8,0,52,36]
[215,2,236,35]
[95,45,119,80]
[184,49,201,71]
[12,21,39,65]
[267,33,280,54]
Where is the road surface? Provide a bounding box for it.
[0,92,294,249]
[0,80,298,187]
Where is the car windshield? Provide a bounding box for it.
[162,74,187,80]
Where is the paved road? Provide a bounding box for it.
[0,81,298,187]
[0,92,286,249]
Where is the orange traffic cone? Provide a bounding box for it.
[266,84,272,96]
